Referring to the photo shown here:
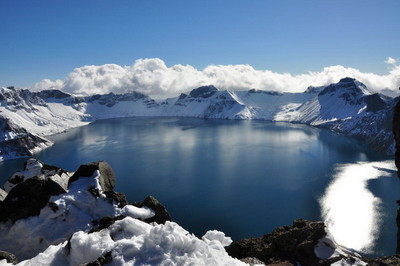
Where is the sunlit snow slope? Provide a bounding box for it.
[0,77,396,160]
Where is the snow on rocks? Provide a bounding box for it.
[12,218,245,266]
[0,159,244,265]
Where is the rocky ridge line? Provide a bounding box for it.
[1,78,398,161]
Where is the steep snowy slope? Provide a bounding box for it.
[0,87,163,160]
[160,85,252,119]
[0,77,397,161]
[236,89,315,120]
[0,116,52,161]
[276,78,395,153]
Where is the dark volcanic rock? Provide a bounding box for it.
[69,161,115,192]
[34,89,70,99]
[3,158,70,193]
[393,99,400,177]
[135,196,172,224]
[0,176,67,222]
[0,117,52,159]
[392,98,400,254]
[0,250,18,264]
[364,93,388,113]
[0,158,71,222]
[226,219,328,266]
[363,254,400,265]
[104,191,129,208]
[89,215,126,234]
[189,85,218,98]
[248,88,283,96]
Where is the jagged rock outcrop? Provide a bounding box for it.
[0,159,171,263]
[248,88,283,96]
[0,250,18,264]
[134,195,172,224]
[226,219,335,265]
[189,85,218,98]
[68,161,116,192]
[393,98,400,255]
[0,117,52,160]
[363,254,400,265]
[0,158,70,222]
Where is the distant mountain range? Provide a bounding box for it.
[0,77,396,161]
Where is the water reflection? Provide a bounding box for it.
[320,161,396,253]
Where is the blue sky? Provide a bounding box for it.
[0,0,399,90]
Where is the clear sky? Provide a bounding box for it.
[0,0,399,90]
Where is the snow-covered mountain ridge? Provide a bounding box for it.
[0,78,396,160]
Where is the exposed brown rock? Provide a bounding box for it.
[226,219,329,266]
[69,161,115,192]
[363,254,400,265]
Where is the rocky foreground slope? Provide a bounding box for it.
[0,77,397,160]
[0,159,399,265]
[0,159,241,265]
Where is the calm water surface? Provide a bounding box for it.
[0,117,398,256]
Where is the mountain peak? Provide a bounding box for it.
[338,77,356,83]
[319,77,369,97]
[189,85,218,98]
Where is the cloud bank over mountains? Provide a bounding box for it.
[32,58,400,97]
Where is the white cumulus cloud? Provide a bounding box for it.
[385,56,397,65]
[31,58,400,97]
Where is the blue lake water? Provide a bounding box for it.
[0,117,398,257]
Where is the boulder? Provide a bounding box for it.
[0,188,7,201]
[69,161,115,192]
[226,219,329,266]
[134,196,172,224]
[363,254,400,265]
[0,250,18,264]
[3,158,70,193]
[89,216,126,234]
[104,191,128,208]
[0,176,68,222]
